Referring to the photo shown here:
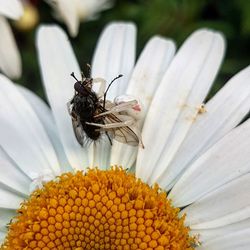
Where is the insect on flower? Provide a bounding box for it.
[68,66,144,148]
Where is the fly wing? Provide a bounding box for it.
[67,99,73,115]
[67,100,84,146]
[68,99,88,147]
[72,117,85,146]
[113,126,140,146]
[103,113,141,147]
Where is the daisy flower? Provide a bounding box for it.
[0,0,23,79]
[1,22,250,249]
[46,0,114,37]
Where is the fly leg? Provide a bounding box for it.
[105,131,113,145]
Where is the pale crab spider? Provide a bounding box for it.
[68,70,144,147]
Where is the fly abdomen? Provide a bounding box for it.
[83,123,100,141]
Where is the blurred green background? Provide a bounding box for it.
[14,0,250,101]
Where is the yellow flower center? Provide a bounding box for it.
[2,168,194,250]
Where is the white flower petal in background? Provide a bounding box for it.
[36,25,88,170]
[158,66,250,190]
[89,138,110,170]
[125,36,176,124]
[46,0,113,37]
[0,148,30,196]
[169,119,250,207]
[191,219,250,243]
[0,74,60,177]
[0,16,21,79]
[0,186,24,209]
[17,86,71,172]
[0,230,6,244]
[92,22,136,100]
[0,0,23,79]
[75,0,113,21]
[136,29,225,184]
[110,36,176,168]
[181,174,250,229]
[197,228,250,250]
[45,0,79,37]
[0,208,16,231]
[0,0,23,19]
[91,22,136,168]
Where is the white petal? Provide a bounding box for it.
[75,0,112,20]
[110,36,176,168]
[36,25,89,169]
[92,136,111,170]
[197,228,250,250]
[182,174,250,229]
[157,66,250,189]
[0,229,6,244]
[127,36,176,115]
[0,74,60,177]
[136,29,225,183]
[0,16,21,79]
[46,0,79,37]
[0,148,30,196]
[92,22,136,100]
[0,208,16,230]
[0,0,23,19]
[191,218,250,243]
[91,22,136,168]
[0,185,23,209]
[17,86,71,172]
[169,119,250,207]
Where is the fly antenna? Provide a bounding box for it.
[103,74,123,109]
[70,72,79,82]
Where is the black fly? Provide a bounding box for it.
[68,66,144,147]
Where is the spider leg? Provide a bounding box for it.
[95,100,137,117]
[85,118,134,129]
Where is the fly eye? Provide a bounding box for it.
[74,81,82,91]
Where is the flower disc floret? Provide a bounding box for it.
[2,168,194,249]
